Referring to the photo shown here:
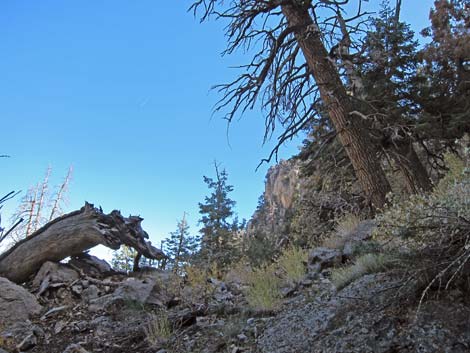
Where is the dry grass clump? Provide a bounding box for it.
[335,213,362,237]
[331,253,393,290]
[224,259,252,285]
[322,213,362,250]
[277,246,308,283]
[144,310,172,345]
[246,264,282,311]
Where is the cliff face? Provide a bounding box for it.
[248,155,363,247]
[247,159,301,244]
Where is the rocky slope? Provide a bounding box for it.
[2,221,470,353]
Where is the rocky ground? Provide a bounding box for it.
[2,222,470,353]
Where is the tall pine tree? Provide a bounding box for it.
[197,163,240,269]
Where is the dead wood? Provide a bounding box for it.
[0,202,165,284]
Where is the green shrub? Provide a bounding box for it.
[375,150,470,309]
[246,264,282,311]
[277,246,308,283]
[244,232,278,267]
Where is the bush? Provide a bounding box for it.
[244,231,278,267]
[335,213,362,237]
[376,150,470,308]
[331,253,394,290]
[246,264,282,311]
[321,213,362,251]
[277,246,308,284]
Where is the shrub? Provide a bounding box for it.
[243,231,278,267]
[376,150,470,310]
[335,213,362,237]
[321,213,362,250]
[144,310,172,345]
[331,253,394,290]
[277,246,308,283]
[245,264,282,311]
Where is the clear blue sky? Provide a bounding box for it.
[0,0,435,256]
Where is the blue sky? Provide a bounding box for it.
[1,0,435,256]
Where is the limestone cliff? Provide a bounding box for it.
[247,159,300,245]
[248,154,363,247]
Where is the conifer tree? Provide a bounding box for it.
[163,213,199,273]
[417,0,470,143]
[197,163,240,268]
[111,245,137,273]
[355,3,432,193]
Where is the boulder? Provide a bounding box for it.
[32,261,79,295]
[0,321,44,351]
[307,247,342,273]
[88,277,170,312]
[68,253,113,277]
[0,277,42,327]
[342,220,377,258]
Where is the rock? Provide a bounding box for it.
[342,220,377,258]
[68,253,113,277]
[0,277,42,326]
[247,159,300,241]
[257,272,470,353]
[88,277,169,312]
[237,333,248,342]
[0,321,44,352]
[81,284,100,302]
[71,284,83,296]
[307,247,342,273]
[32,261,79,295]
[62,343,91,353]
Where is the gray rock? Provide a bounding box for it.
[0,277,42,326]
[68,253,113,277]
[342,220,377,258]
[32,261,79,295]
[81,284,100,302]
[0,321,44,351]
[257,272,470,353]
[62,343,91,353]
[89,277,168,312]
[307,247,342,273]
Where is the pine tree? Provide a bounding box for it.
[192,0,393,208]
[356,3,432,193]
[417,0,470,143]
[163,213,199,273]
[197,163,240,268]
[111,245,137,273]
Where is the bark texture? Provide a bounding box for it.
[0,202,165,284]
[390,140,433,194]
[281,4,392,208]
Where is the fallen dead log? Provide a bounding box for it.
[0,202,165,283]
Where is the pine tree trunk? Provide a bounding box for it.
[390,140,432,193]
[282,4,391,208]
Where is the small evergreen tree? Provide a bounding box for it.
[197,163,240,269]
[163,213,199,273]
[111,245,137,273]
